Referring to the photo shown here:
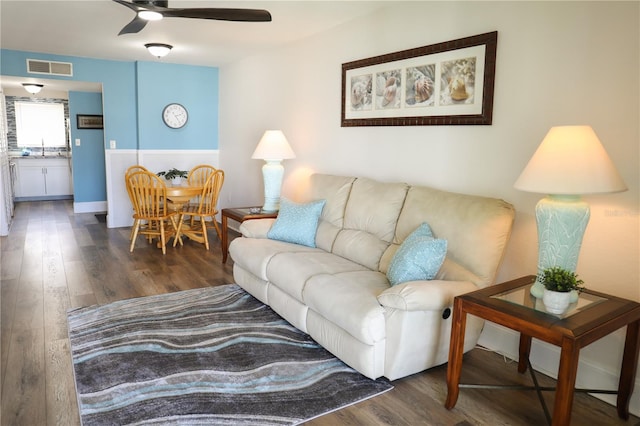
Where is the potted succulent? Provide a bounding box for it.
[157,168,188,185]
[537,266,585,314]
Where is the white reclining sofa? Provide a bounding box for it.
[229,174,515,380]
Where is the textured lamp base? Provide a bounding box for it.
[261,160,284,212]
[532,195,589,301]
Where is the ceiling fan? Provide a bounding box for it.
[112,0,272,35]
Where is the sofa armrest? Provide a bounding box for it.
[377,280,479,311]
[238,218,276,238]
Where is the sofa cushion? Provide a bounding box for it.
[266,251,369,302]
[306,174,355,252]
[229,237,318,281]
[402,222,434,239]
[303,271,389,345]
[393,186,515,288]
[267,198,326,247]
[387,223,447,285]
[332,177,408,270]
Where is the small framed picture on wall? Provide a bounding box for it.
[77,114,103,129]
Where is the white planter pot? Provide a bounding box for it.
[542,289,572,314]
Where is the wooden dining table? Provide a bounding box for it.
[165,184,202,212]
[165,184,211,247]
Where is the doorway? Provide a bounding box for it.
[0,76,105,233]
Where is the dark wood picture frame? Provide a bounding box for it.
[77,114,103,129]
[341,31,498,126]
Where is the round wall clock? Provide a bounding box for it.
[162,103,188,129]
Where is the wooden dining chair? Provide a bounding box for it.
[173,169,225,250]
[125,164,149,179]
[187,164,217,187]
[125,165,150,241]
[127,170,181,255]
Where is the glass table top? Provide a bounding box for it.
[227,207,276,215]
[491,283,608,319]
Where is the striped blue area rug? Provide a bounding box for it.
[67,284,393,425]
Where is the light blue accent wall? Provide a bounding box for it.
[1,49,139,149]
[1,49,220,203]
[69,91,106,202]
[137,62,219,150]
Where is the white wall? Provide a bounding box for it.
[106,149,219,228]
[219,0,639,414]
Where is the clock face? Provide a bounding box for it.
[162,103,188,129]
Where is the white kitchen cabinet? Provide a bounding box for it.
[14,158,73,199]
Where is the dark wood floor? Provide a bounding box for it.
[1,200,638,426]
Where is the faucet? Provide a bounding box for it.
[41,138,45,156]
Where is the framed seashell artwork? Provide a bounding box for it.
[341,31,497,126]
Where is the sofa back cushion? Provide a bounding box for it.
[307,173,514,288]
[305,174,355,252]
[381,186,515,288]
[332,177,408,270]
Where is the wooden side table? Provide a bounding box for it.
[220,207,278,263]
[445,275,640,425]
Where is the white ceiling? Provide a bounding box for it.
[0,0,384,92]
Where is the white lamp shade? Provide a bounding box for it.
[251,130,296,160]
[514,125,627,195]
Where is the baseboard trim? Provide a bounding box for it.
[74,201,107,214]
[478,322,639,417]
[15,195,72,202]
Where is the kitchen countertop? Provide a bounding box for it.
[10,154,72,160]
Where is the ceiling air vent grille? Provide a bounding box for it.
[26,59,73,76]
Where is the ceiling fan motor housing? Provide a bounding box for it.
[133,1,168,7]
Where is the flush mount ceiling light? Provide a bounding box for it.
[22,83,44,94]
[145,43,172,58]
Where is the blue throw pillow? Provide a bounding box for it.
[267,198,326,247]
[387,223,447,286]
[401,222,433,242]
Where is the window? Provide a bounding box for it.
[15,102,66,147]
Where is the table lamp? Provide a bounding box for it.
[251,130,296,212]
[514,125,627,298]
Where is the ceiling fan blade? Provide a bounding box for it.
[118,16,149,35]
[163,8,272,22]
[112,0,272,35]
